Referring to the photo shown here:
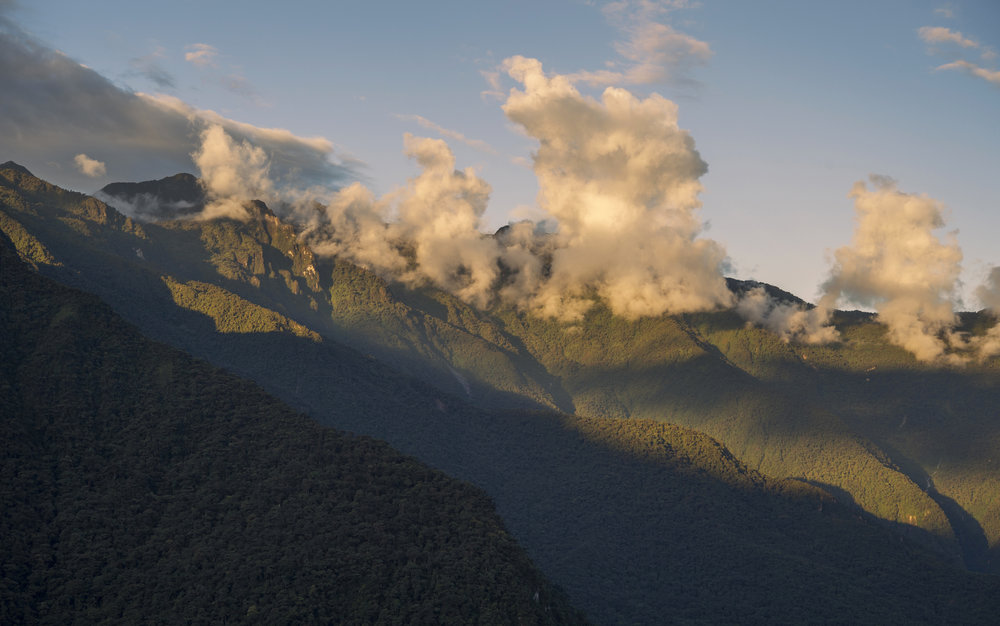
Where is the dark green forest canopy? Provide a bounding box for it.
[4,162,1000,624]
[0,236,584,624]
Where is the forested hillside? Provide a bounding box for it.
[685,307,1000,573]
[4,162,1000,624]
[0,234,583,624]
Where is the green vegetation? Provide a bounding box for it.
[0,234,584,625]
[7,162,1000,623]
[686,308,1000,573]
[162,276,321,339]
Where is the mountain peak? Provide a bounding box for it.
[726,277,806,306]
[244,199,276,220]
[99,173,205,220]
[0,161,34,176]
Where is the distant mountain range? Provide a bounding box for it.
[3,161,1000,624]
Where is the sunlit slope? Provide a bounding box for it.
[0,162,959,551]
[476,301,953,551]
[687,308,1000,573]
[0,233,584,625]
[5,163,1000,623]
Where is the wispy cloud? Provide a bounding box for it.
[568,0,710,87]
[918,26,978,48]
[220,73,259,99]
[184,43,218,68]
[479,69,504,100]
[184,43,262,102]
[395,114,497,154]
[128,47,175,89]
[935,59,1000,86]
[918,24,999,88]
[934,4,955,19]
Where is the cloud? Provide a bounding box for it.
[935,59,1000,86]
[502,56,731,319]
[975,267,1000,311]
[395,114,498,154]
[934,4,955,19]
[966,267,1000,359]
[128,48,175,89]
[820,176,965,363]
[570,0,711,87]
[479,69,504,100]
[918,24,1000,87]
[736,287,838,345]
[0,10,356,197]
[184,43,262,102]
[299,134,505,307]
[73,153,107,178]
[184,43,218,68]
[191,125,275,220]
[220,73,258,98]
[297,57,734,321]
[918,26,978,48]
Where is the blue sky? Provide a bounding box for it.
[5,0,999,306]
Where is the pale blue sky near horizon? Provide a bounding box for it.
[7,0,1000,306]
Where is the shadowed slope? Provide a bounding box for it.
[0,234,584,625]
[5,163,1000,623]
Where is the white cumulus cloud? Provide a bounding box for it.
[73,153,107,178]
[502,55,731,320]
[820,176,965,363]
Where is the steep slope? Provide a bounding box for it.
[88,171,563,411]
[0,233,584,624]
[6,163,1000,623]
[686,308,1000,573]
[480,301,958,556]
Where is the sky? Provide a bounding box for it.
[2,0,999,309]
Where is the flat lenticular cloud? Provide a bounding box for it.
[820,176,965,363]
[73,153,107,178]
[502,55,732,320]
[0,7,355,197]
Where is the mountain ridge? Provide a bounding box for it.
[5,162,1000,623]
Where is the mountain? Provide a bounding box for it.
[96,172,205,220]
[91,172,990,571]
[0,221,584,623]
[5,162,1000,623]
[685,307,1000,573]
